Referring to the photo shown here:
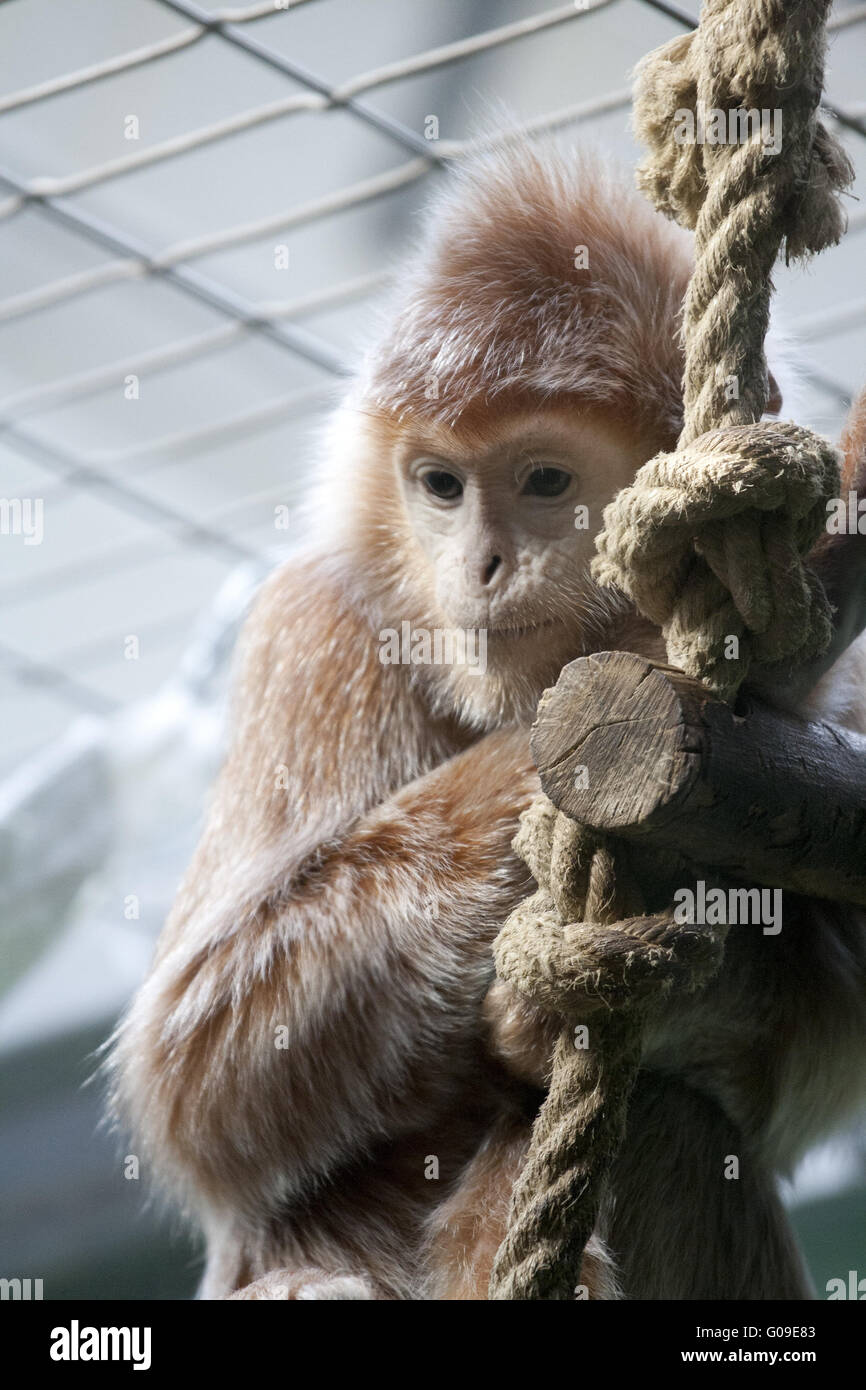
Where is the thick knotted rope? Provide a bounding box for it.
[594,422,841,692]
[489,0,852,1301]
[594,0,851,700]
[489,803,727,1301]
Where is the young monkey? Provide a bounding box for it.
[110,142,866,1300]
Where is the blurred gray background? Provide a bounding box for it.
[0,0,864,1300]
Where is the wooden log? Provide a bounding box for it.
[531,651,866,907]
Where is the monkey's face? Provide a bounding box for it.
[396,405,649,634]
[386,404,656,723]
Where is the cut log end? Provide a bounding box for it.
[531,652,702,830]
[530,651,866,907]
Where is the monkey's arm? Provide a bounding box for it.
[111,558,539,1221]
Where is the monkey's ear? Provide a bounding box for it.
[766,370,783,416]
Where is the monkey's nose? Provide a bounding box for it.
[482,555,502,586]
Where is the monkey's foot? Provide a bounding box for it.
[227,1268,376,1300]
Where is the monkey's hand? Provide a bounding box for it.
[482,977,558,1090]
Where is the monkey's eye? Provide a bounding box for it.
[422,469,463,501]
[523,467,571,498]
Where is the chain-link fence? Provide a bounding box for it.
[1,0,864,1301]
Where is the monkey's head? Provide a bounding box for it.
[322,142,696,726]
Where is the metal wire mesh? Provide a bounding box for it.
[1,0,864,1302]
[0,0,864,768]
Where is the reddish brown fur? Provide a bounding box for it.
[841,386,866,494]
[362,142,692,442]
[110,144,866,1301]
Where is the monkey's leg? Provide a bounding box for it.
[424,1111,621,1300]
[226,1268,378,1300]
[601,1071,813,1300]
[423,1114,531,1299]
[198,1216,382,1300]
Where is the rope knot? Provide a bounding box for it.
[492,797,726,1020]
[633,8,853,261]
[592,422,841,698]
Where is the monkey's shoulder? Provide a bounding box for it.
[238,551,389,673]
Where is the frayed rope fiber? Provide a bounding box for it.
[489,0,852,1301]
[593,422,842,692]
